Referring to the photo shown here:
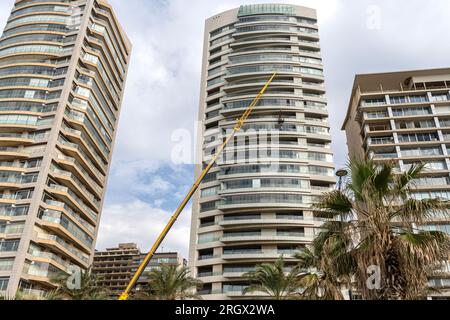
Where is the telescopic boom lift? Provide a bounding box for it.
[118,73,277,300]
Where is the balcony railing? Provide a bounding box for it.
[47,184,98,222]
[45,199,95,234]
[50,166,100,208]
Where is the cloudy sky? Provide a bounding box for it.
[1,0,449,258]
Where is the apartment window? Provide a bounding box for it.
[409,95,428,103]
[431,92,449,102]
[223,246,261,255]
[223,178,309,190]
[401,147,442,157]
[202,172,217,183]
[414,191,450,200]
[404,161,446,171]
[308,152,331,162]
[223,194,309,205]
[210,34,231,46]
[210,25,232,38]
[223,231,261,238]
[228,64,294,75]
[205,110,219,120]
[0,259,14,271]
[0,240,20,252]
[0,222,25,235]
[397,132,439,143]
[390,96,407,104]
[207,76,222,87]
[414,177,450,186]
[200,200,218,212]
[435,105,450,114]
[300,67,323,76]
[366,111,388,119]
[362,97,385,106]
[309,166,334,176]
[198,232,216,244]
[0,204,29,217]
[0,277,9,291]
[371,136,394,145]
[419,224,450,235]
[201,186,218,198]
[208,66,222,77]
[392,106,431,117]
[396,119,435,129]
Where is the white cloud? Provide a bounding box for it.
[97,199,192,258]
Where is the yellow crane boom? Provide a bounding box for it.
[118,73,277,300]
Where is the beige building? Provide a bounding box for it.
[92,243,186,297]
[342,68,450,298]
[0,0,131,298]
[189,4,335,299]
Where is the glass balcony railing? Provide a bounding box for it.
[277,231,305,237]
[55,153,104,189]
[47,184,98,222]
[28,249,70,269]
[57,136,106,176]
[38,210,93,248]
[25,265,61,279]
[45,199,95,234]
[36,233,89,264]
[50,166,100,208]
[223,232,261,238]
[223,249,263,255]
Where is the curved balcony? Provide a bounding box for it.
[0,132,36,146]
[44,199,95,235]
[28,249,71,273]
[81,47,122,94]
[225,64,300,81]
[4,12,70,31]
[0,44,73,60]
[230,38,298,50]
[221,250,298,261]
[57,135,107,178]
[34,232,90,267]
[220,232,309,244]
[46,183,97,224]
[223,78,299,93]
[219,193,312,211]
[54,154,103,196]
[219,186,311,196]
[37,210,93,252]
[0,34,72,51]
[219,217,317,227]
[0,146,30,160]
[22,261,63,286]
[49,166,100,210]
[221,98,304,116]
[10,2,71,17]
[64,108,111,165]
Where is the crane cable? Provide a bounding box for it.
[118,73,277,300]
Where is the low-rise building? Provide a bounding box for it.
[92,243,186,297]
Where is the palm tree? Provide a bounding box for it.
[315,156,450,300]
[243,257,304,300]
[51,267,109,300]
[295,224,355,300]
[134,264,201,300]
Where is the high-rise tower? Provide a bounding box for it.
[189,4,335,299]
[0,0,131,297]
[342,68,450,298]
